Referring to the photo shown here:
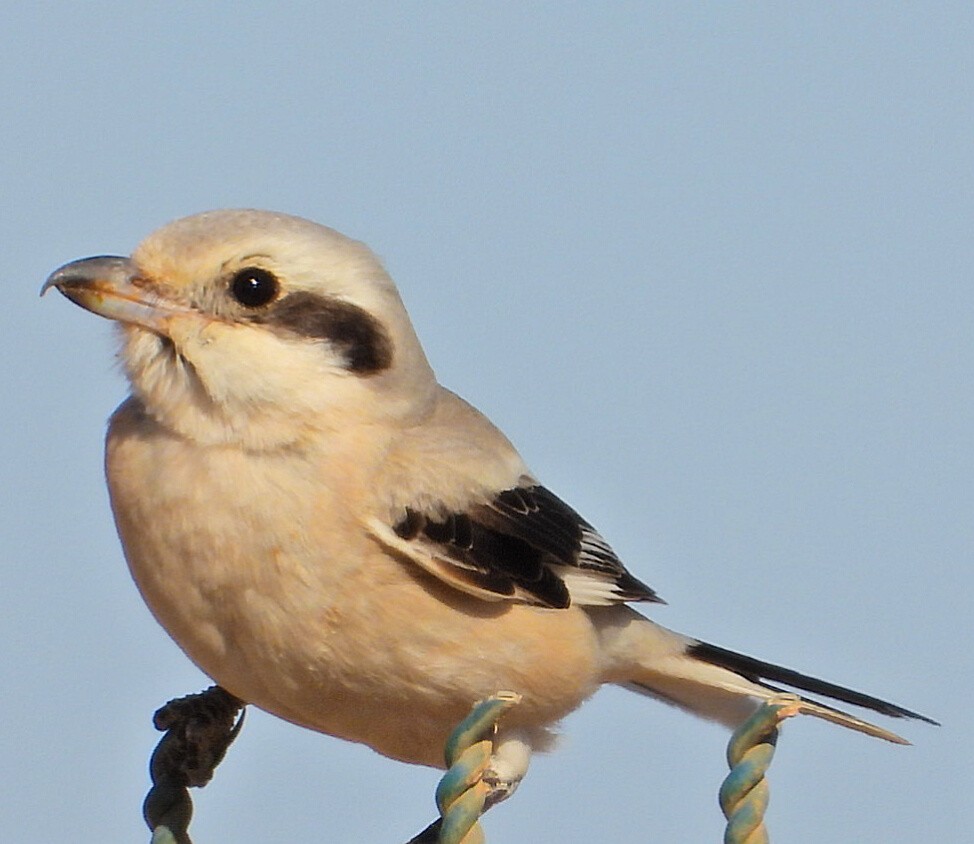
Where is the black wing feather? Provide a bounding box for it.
[393,483,661,609]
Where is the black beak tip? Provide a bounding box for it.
[40,255,133,298]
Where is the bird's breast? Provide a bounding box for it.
[105,399,374,696]
[103,397,604,766]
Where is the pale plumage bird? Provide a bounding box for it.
[44,210,934,808]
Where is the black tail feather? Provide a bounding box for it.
[689,640,939,726]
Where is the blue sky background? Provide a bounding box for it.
[2,4,970,842]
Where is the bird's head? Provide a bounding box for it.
[43,210,437,449]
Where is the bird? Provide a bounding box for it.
[43,209,934,808]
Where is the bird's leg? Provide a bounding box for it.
[482,730,532,808]
[408,693,523,844]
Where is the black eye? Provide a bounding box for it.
[229,267,280,308]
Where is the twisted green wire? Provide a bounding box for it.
[406,692,521,844]
[142,687,806,843]
[719,697,800,844]
[143,686,245,844]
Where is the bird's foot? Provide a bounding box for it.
[414,692,523,844]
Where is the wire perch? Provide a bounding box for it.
[719,696,801,844]
[143,686,245,844]
[140,688,800,843]
[408,692,522,844]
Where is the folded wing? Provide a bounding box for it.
[367,483,662,608]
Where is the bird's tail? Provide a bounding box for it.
[597,611,937,744]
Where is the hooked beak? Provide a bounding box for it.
[41,256,192,333]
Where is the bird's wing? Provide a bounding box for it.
[366,484,663,608]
